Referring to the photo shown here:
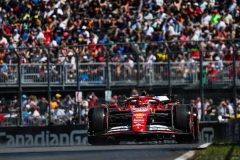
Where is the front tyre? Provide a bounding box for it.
[88,107,108,145]
[174,104,194,143]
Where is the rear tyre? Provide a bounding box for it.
[88,107,108,145]
[174,104,194,144]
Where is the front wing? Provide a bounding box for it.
[91,125,190,141]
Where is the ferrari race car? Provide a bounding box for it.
[88,95,199,145]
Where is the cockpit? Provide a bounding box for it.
[136,102,149,108]
[127,99,159,109]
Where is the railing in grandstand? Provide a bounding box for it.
[0,61,238,87]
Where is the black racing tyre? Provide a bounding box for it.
[175,104,189,132]
[174,104,194,143]
[88,107,107,133]
[88,107,108,145]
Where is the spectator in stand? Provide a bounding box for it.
[31,105,41,126]
[124,56,135,79]
[0,59,8,82]
[207,63,218,84]
[22,94,28,108]
[55,93,64,108]
[190,99,198,116]
[131,88,139,96]
[225,98,234,115]
[38,97,49,116]
[50,96,58,109]
[0,97,9,114]
[64,107,74,125]
[195,97,203,121]
[87,91,98,108]
[61,94,75,110]
[218,100,231,121]
[80,101,89,124]
[205,98,216,121]
[51,106,66,125]
[28,95,38,106]
[11,96,18,110]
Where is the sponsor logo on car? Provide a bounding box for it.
[133,119,145,122]
[134,113,145,117]
[149,125,169,131]
[110,126,129,132]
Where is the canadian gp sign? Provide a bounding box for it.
[0,126,88,146]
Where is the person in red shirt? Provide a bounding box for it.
[207,64,218,84]
[3,24,11,36]
[192,2,203,22]
[223,50,233,67]
[87,92,98,108]
[88,35,96,51]
[184,2,195,17]
[43,25,52,46]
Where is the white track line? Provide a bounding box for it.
[198,143,212,149]
[174,151,196,160]
[174,143,212,160]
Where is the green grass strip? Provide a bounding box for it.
[189,143,240,160]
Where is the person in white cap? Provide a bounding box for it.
[66,51,76,70]
[13,28,20,43]
[199,0,208,12]
[49,39,58,47]
[82,26,90,38]
[192,2,203,22]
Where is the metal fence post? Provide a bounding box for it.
[163,42,172,95]
[196,41,205,121]
[229,41,237,120]
[102,44,111,104]
[103,45,110,91]
[229,40,238,142]
[130,42,141,93]
[47,48,51,126]
[13,50,22,125]
[73,47,81,124]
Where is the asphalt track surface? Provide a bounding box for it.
[0,142,201,160]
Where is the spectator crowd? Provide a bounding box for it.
[1,0,240,125]
[0,0,240,83]
[189,96,240,122]
[0,91,99,126]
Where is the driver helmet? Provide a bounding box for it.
[136,99,142,108]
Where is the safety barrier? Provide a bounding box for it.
[0,122,233,146]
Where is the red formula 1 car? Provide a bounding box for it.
[88,95,199,145]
